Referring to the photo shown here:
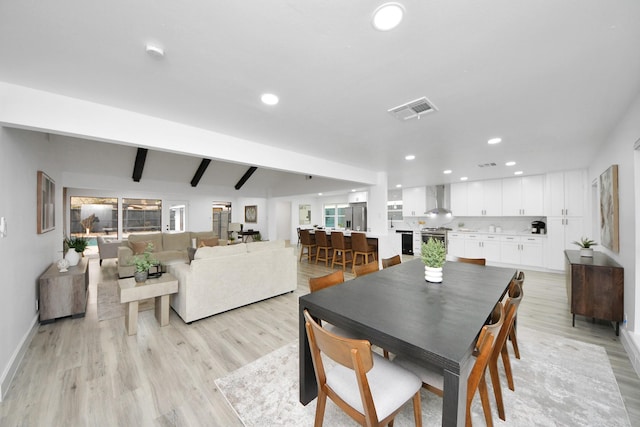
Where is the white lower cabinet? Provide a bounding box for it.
[447,233,465,258]
[500,235,544,267]
[463,234,500,262]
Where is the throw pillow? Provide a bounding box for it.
[187,247,197,263]
[198,237,219,247]
[130,241,149,255]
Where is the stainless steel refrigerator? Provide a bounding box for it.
[345,205,367,231]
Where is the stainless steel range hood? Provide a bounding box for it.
[426,185,454,221]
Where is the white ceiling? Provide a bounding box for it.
[1,1,640,196]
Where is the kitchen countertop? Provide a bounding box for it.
[449,229,547,237]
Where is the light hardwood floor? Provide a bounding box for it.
[1,254,639,426]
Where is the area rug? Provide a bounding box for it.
[215,327,630,426]
[97,280,154,321]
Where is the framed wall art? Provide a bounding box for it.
[37,170,55,234]
[245,205,257,223]
[599,164,619,252]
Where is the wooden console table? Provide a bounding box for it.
[565,250,623,335]
[39,258,89,323]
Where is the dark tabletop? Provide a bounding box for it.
[299,258,516,372]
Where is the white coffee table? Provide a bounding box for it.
[118,273,178,335]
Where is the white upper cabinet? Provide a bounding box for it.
[450,182,468,216]
[402,187,427,217]
[467,179,502,216]
[546,170,585,217]
[502,175,544,216]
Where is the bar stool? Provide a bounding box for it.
[299,229,316,263]
[351,232,376,273]
[314,230,333,266]
[330,231,353,271]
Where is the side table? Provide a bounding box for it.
[118,273,178,335]
[39,258,89,323]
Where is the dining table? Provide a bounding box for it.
[299,258,516,427]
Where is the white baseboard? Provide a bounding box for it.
[620,328,640,378]
[0,314,39,402]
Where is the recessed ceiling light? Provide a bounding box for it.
[443,170,452,174]
[460,177,468,181]
[514,171,523,175]
[145,44,165,58]
[318,193,323,196]
[395,184,402,188]
[405,154,415,160]
[372,3,404,31]
[351,189,357,192]
[261,93,279,105]
[487,137,502,145]
[505,161,516,166]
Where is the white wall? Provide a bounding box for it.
[590,91,640,333]
[0,128,63,400]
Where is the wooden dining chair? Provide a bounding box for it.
[330,231,353,271]
[309,270,345,293]
[351,232,376,273]
[395,311,504,427]
[382,254,402,269]
[453,256,486,266]
[354,260,379,278]
[299,229,317,263]
[486,282,523,421]
[314,230,333,267]
[303,310,423,427]
[508,271,525,359]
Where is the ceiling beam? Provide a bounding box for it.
[190,158,211,187]
[132,148,148,182]
[234,166,258,190]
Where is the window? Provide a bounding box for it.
[122,198,162,237]
[69,197,118,241]
[324,203,348,228]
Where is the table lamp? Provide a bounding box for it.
[228,222,242,241]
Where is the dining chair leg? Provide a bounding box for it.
[509,327,521,359]
[314,389,327,427]
[478,375,494,427]
[501,344,515,391]
[488,358,506,421]
[412,392,422,427]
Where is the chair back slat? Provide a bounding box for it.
[309,270,345,293]
[354,261,379,277]
[382,255,401,269]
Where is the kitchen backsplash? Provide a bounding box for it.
[390,216,547,234]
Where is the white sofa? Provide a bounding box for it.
[168,240,297,323]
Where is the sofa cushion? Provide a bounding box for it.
[198,237,219,247]
[162,232,189,251]
[246,240,285,253]
[128,232,163,252]
[130,241,150,255]
[195,243,247,259]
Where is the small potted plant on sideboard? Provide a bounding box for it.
[64,236,89,266]
[572,237,597,257]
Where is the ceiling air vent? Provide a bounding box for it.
[388,97,438,121]
[478,162,497,168]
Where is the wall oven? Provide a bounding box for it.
[421,228,448,253]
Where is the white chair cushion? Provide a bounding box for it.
[325,353,421,421]
[393,355,444,390]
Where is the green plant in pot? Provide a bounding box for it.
[421,237,446,283]
[63,236,89,267]
[572,237,597,257]
[133,243,158,282]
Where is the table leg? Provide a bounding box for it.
[125,301,139,335]
[442,355,473,427]
[155,294,170,326]
[299,303,317,405]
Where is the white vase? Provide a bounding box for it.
[424,266,443,283]
[580,248,594,257]
[65,250,80,267]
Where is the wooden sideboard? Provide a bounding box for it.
[564,250,623,335]
[39,258,89,323]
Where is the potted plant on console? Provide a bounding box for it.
[133,243,158,282]
[64,236,89,267]
[421,237,446,283]
[573,237,597,257]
